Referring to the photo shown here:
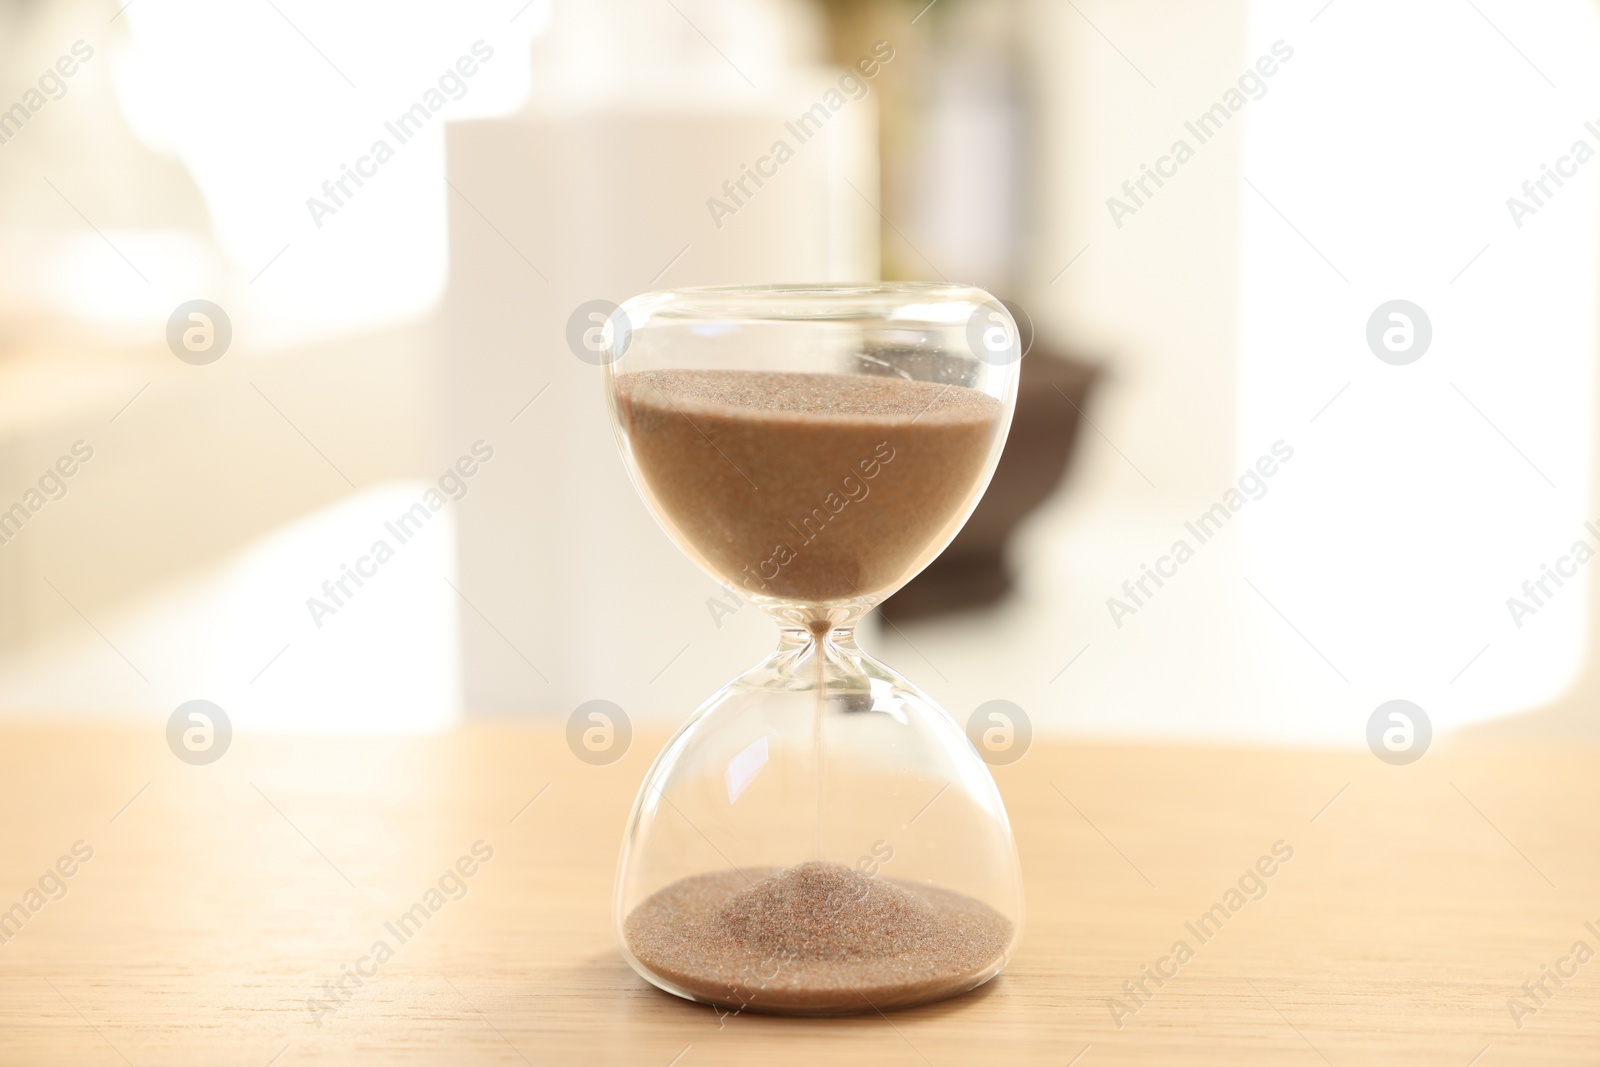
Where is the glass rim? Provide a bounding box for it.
[617,282,1002,324]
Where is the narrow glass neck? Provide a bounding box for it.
[777,625,859,653]
[763,600,874,636]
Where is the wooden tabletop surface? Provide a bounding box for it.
[0,722,1595,1066]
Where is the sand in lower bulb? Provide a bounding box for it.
[623,862,1012,1015]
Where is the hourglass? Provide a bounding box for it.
[603,284,1023,1015]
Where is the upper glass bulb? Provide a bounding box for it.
[604,283,1020,627]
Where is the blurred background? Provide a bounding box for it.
[1,0,1596,744]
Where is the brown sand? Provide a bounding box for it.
[623,862,1013,1015]
[615,371,1003,604]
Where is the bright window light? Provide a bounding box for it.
[1237,0,1598,735]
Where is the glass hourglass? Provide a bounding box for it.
[602,283,1024,1016]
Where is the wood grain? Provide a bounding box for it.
[0,723,1594,1065]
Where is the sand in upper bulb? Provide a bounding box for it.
[614,370,1003,604]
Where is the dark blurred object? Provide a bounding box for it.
[883,344,1098,621]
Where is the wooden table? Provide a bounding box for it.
[0,723,1594,1065]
